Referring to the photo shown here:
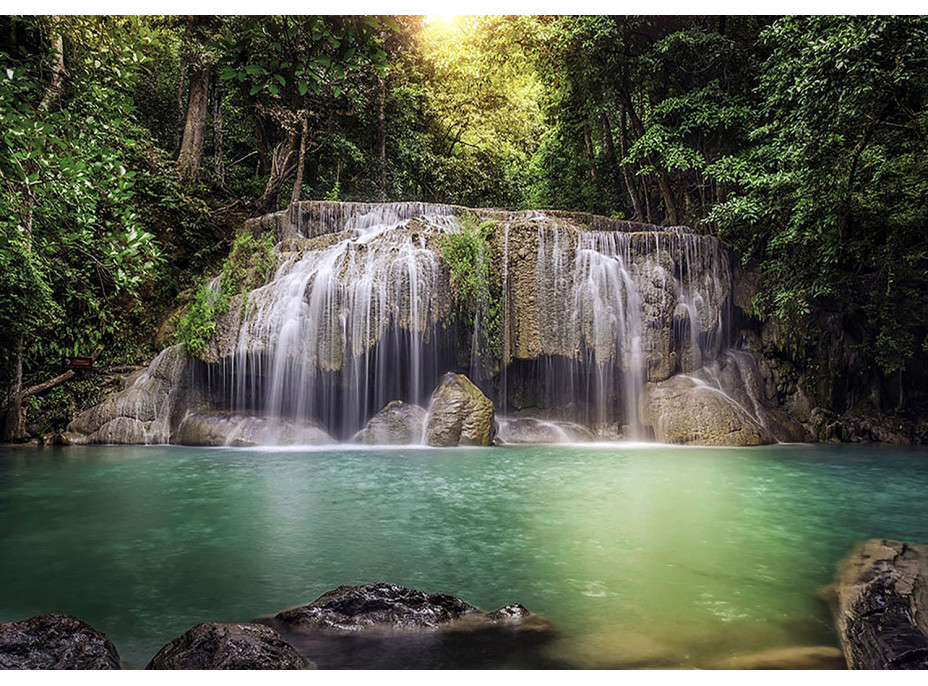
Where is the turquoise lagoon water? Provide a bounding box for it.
[1,443,927,668]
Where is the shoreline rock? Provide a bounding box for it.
[829,538,928,669]
[273,582,553,637]
[146,622,314,670]
[0,614,123,670]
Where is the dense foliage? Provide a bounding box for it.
[1,14,927,439]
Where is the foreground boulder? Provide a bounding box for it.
[425,373,495,447]
[829,538,928,669]
[274,582,552,636]
[640,375,775,446]
[352,401,428,445]
[146,622,314,670]
[0,614,122,669]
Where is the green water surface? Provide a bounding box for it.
[1,443,927,668]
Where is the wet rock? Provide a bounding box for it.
[67,344,188,445]
[352,400,428,445]
[0,614,122,669]
[641,375,775,446]
[273,582,553,637]
[828,538,928,669]
[711,645,846,669]
[425,373,495,446]
[146,622,314,670]
[496,417,595,443]
[174,413,335,447]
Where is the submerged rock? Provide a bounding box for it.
[711,645,846,670]
[828,538,928,669]
[352,400,428,445]
[496,417,596,444]
[0,614,122,669]
[174,413,335,447]
[146,622,314,670]
[273,582,553,636]
[425,373,495,447]
[640,375,775,446]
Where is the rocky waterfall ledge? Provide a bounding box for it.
[65,201,815,446]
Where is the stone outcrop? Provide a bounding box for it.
[641,374,775,446]
[0,614,122,669]
[66,345,188,445]
[146,622,314,670]
[352,400,428,445]
[496,417,595,443]
[828,538,928,669]
[273,582,553,637]
[174,413,335,447]
[425,373,495,446]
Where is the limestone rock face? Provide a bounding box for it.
[829,538,928,669]
[0,614,122,669]
[67,344,188,445]
[496,417,595,444]
[273,582,553,636]
[146,623,314,670]
[352,400,428,445]
[425,373,495,446]
[641,375,775,446]
[174,414,335,447]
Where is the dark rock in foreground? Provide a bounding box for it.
[275,582,551,636]
[829,538,928,669]
[266,582,555,669]
[0,614,122,670]
[146,622,315,670]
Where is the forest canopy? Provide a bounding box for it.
[1,15,927,439]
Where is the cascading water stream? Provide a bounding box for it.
[194,202,736,442]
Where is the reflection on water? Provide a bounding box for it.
[1,443,927,668]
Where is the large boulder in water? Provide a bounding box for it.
[173,413,335,447]
[828,538,928,669]
[0,614,122,669]
[425,373,495,447]
[146,622,314,670]
[352,400,428,445]
[273,582,553,636]
[640,374,775,446]
[496,417,595,444]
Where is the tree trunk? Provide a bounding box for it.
[620,89,679,225]
[176,65,210,182]
[3,183,34,443]
[258,129,299,213]
[173,65,186,158]
[582,122,598,185]
[3,337,26,442]
[38,17,65,112]
[377,76,387,202]
[290,114,309,205]
[212,78,224,185]
[599,111,621,205]
[617,107,644,222]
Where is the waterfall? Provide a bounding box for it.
[195,202,734,442]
